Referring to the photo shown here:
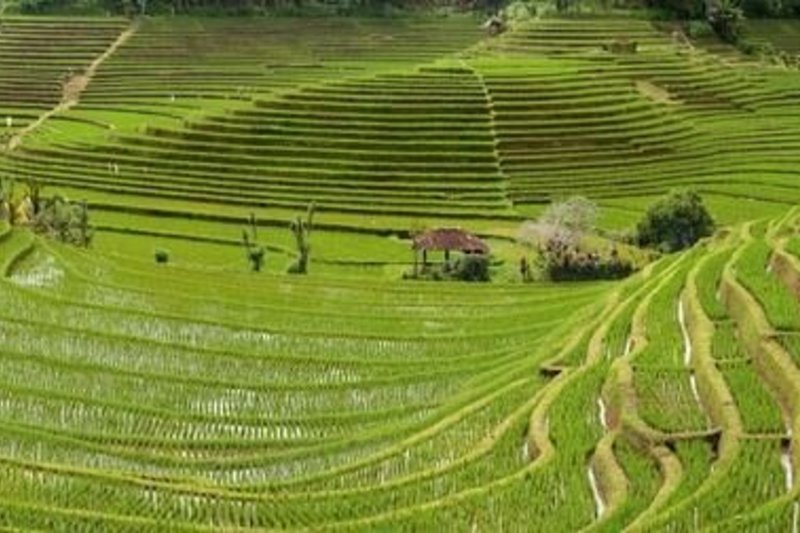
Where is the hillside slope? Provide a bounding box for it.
[1,15,800,530]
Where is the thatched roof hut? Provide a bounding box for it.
[411,228,489,276]
[413,228,489,255]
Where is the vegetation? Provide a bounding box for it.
[0,9,799,531]
[242,212,266,272]
[18,0,475,14]
[0,179,92,246]
[520,197,634,281]
[154,248,169,263]
[287,202,314,274]
[708,0,746,43]
[635,190,715,253]
[449,253,489,281]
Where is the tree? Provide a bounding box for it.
[707,0,745,43]
[518,196,634,281]
[540,196,597,235]
[635,189,715,252]
[518,196,598,251]
[241,212,265,272]
[288,201,315,275]
[29,194,94,247]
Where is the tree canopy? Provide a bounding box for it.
[16,0,800,15]
[635,189,715,253]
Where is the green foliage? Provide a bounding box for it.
[454,253,491,282]
[19,0,443,15]
[686,19,714,38]
[537,240,634,281]
[635,189,715,253]
[20,0,124,14]
[288,201,314,275]
[405,252,492,282]
[31,195,94,247]
[520,197,633,281]
[241,212,265,272]
[740,0,781,17]
[154,248,170,263]
[4,181,93,247]
[708,0,746,43]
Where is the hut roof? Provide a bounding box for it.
[412,228,489,254]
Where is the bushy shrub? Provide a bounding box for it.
[154,249,169,264]
[454,254,491,282]
[12,185,94,247]
[404,253,491,283]
[635,189,714,252]
[686,20,714,38]
[538,239,634,281]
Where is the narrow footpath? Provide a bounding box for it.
[5,18,140,152]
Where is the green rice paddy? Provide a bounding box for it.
[1,12,800,530]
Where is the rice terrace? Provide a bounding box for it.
[1,0,800,529]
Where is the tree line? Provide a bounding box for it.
[19,0,463,16]
[17,0,800,18]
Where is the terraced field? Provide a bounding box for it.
[1,11,800,530]
[0,17,128,141]
[746,19,800,53]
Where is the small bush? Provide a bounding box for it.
[635,189,715,253]
[154,249,169,264]
[454,254,491,282]
[248,247,265,272]
[538,240,634,281]
[405,253,491,283]
[686,20,714,38]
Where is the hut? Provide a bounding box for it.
[412,228,489,276]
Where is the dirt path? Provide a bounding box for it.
[5,19,139,152]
